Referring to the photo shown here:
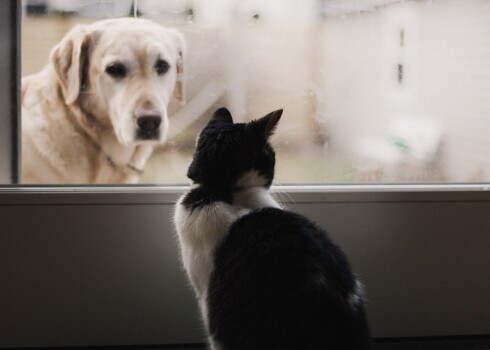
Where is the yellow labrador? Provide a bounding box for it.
[21,18,185,184]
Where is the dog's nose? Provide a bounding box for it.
[137,115,162,132]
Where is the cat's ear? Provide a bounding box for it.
[253,109,283,140]
[213,107,233,124]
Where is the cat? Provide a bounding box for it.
[174,107,371,350]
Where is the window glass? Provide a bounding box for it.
[19,0,490,185]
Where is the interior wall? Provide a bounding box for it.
[0,190,489,348]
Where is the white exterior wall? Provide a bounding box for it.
[321,0,490,182]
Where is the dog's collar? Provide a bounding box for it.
[86,133,146,176]
[68,111,145,176]
[76,123,146,176]
[64,90,148,179]
[106,156,144,176]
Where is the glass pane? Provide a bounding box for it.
[19,0,490,184]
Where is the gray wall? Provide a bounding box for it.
[0,188,489,348]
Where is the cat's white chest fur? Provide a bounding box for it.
[174,198,247,299]
[174,185,280,303]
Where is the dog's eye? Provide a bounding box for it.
[155,59,170,75]
[105,63,127,78]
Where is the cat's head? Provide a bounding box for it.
[187,107,282,191]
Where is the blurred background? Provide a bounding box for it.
[21,0,490,184]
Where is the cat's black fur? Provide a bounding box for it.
[180,108,370,350]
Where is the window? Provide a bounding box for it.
[1,1,490,349]
[10,0,490,184]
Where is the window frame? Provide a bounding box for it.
[0,0,20,184]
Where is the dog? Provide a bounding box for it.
[21,18,185,184]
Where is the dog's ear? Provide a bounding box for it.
[50,24,90,105]
[168,29,186,105]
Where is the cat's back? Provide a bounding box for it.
[208,207,371,350]
[215,207,354,287]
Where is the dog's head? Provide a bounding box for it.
[50,18,185,146]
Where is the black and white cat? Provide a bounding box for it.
[174,107,370,350]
